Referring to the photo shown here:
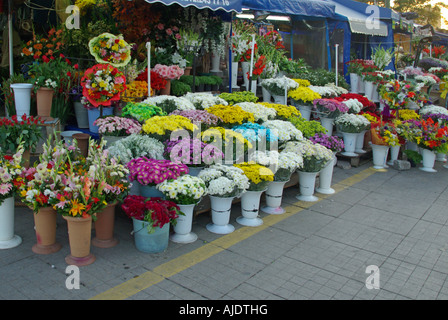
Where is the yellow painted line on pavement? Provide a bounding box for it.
[90,167,378,300]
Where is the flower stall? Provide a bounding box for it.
[2,0,448,265]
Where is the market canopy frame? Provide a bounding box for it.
[144,0,243,13]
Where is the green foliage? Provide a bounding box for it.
[403,149,422,165]
[293,68,350,90]
[278,56,309,74]
[171,80,192,97]
[288,115,327,138]
[218,91,259,105]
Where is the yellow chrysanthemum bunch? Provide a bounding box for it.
[288,86,321,104]
[397,109,420,121]
[292,79,311,87]
[233,162,274,189]
[142,115,197,136]
[122,81,150,102]
[260,102,300,119]
[201,126,252,150]
[206,104,255,125]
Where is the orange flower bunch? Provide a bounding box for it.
[22,28,64,62]
[122,80,150,102]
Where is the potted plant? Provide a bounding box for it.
[127,157,189,198]
[141,115,197,142]
[287,86,322,120]
[370,121,401,169]
[283,140,333,202]
[152,64,185,95]
[218,91,258,105]
[198,163,250,234]
[403,149,422,167]
[1,73,33,117]
[334,113,371,157]
[309,133,344,194]
[0,143,26,249]
[86,139,130,248]
[169,110,222,131]
[260,76,299,104]
[234,102,277,123]
[312,98,349,136]
[157,174,207,243]
[121,101,166,122]
[205,104,255,127]
[250,150,303,214]
[94,115,142,148]
[107,134,165,165]
[0,115,44,167]
[121,195,181,253]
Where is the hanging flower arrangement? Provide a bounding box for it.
[88,33,132,67]
[80,64,127,108]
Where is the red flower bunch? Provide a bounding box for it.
[335,93,376,109]
[21,28,64,62]
[240,43,258,62]
[264,30,285,50]
[121,195,181,229]
[423,45,446,59]
[0,114,44,152]
[252,55,266,77]
[135,68,167,91]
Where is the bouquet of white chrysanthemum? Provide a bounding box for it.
[198,163,250,197]
[234,102,277,122]
[261,119,303,142]
[282,140,333,172]
[249,150,303,181]
[334,113,371,133]
[107,134,165,164]
[261,76,299,96]
[156,174,207,205]
[341,99,364,114]
[142,95,195,113]
[182,92,228,110]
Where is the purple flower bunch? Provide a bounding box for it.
[309,133,345,153]
[313,98,349,118]
[164,137,224,166]
[127,157,189,186]
[169,110,223,128]
[420,113,448,124]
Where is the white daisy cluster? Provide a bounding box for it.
[198,163,250,197]
[235,102,277,122]
[262,120,304,142]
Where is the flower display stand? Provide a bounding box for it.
[170,203,197,244]
[206,196,235,234]
[420,149,437,173]
[0,197,22,249]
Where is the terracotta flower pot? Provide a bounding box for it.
[92,202,118,248]
[160,79,171,95]
[22,149,31,169]
[36,87,54,120]
[32,207,62,255]
[72,133,90,157]
[63,215,95,266]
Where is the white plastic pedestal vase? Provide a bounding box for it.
[406,141,419,152]
[372,84,379,103]
[371,144,390,169]
[73,101,89,128]
[210,51,221,73]
[241,61,250,90]
[358,78,365,94]
[355,130,367,154]
[237,190,265,227]
[206,196,235,234]
[272,95,286,105]
[297,105,312,121]
[261,180,288,214]
[11,83,34,118]
[0,197,22,249]
[262,86,271,102]
[296,171,319,202]
[349,73,359,93]
[436,152,446,162]
[364,81,374,101]
[316,154,336,195]
[170,203,197,244]
[320,117,334,136]
[231,62,239,89]
[420,148,437,172]
[340,132,358,157]
[250,80,257,95]
[387,145,401,166]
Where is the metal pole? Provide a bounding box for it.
[146,42,151,97]
[335,44,339,86]
[8,0,13,76]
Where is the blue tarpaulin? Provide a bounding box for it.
[144,0,243,12]
[241,0,336,18]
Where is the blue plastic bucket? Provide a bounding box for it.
[87,107,114,133]
[132,219,169,253]
[139,183,165,199]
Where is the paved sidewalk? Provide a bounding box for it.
[2,159,448,302]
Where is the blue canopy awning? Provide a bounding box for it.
[144,0,243,13]
[241,0,336,18]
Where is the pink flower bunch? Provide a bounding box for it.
[94,116,142,136]
[127,157,189,186]
[164,137,224,166]
[153,64,184,80]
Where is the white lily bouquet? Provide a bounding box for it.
[334,113,371,133]
[249,150,304,181]
[261,76,299,96]
[156,174,207,205]
[198,163,250,198]
[282,140,333,172]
